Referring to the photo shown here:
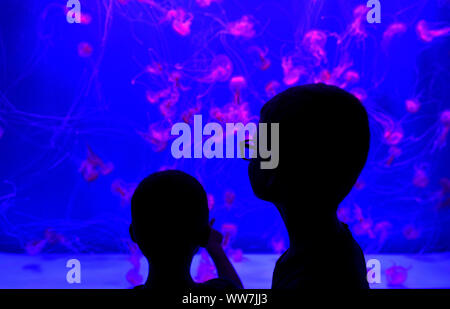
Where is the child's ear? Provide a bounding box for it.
[129,224,137,243]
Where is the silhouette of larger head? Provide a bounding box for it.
[130,170,210,262]
[249,83,370,220]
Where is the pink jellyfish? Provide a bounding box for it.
[382,23,407,47]
[281,56,305,86]
[198,54,233,83]
[413,166,429,188]
[221,223,238,250]
[138,123,171,152]
[210,101,255,124]
[207,194,215,210]
[111,179,137,206]
[145,87,171,104]
[182,103,201,124]
[131,62,164,85]
[196,0,219,8]
[416,20,450,43]
[385,264,411,286]
[229,76,247,104]
[386,146,402,167]
[402,224,421,240]
[350,88,367,102]
[405,99,421,114]
[25,239,47,255]
[270,236,286,254]
[77,42,93,58]
[352,204,375,238]
[337,206,352,223]
[302,30,328,64]
[265,80,280,98]
[347,5,369,40]
[248,46,271,70]
[226,15,255,38]
[224,190,236,210]
[79,146,114,182]
[436,178,450,210]
[373,221,392,244]
[434,110,450,149]
[354,180,366,190]
[159,90,180,118]
[166,8,193,36]
[229,248,244,262]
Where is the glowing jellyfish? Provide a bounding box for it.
[437,178,450,210]
[337,206,352,223]
[416,20,450,43]
[386,146,402,167]
[80,12,92,25]
[166,8,193,36]
[207,193,215,210]
[405,99,421,114]
[302,30,328,64]
[182,103,201,124]
[229,76,247,104]
[382,23,407,47]
[24,239,47,255]
[403,224,421,240]
[199,55,233,83]
[434,110,450,149]
[265,80,280,98]
[196,0,219,8]
[131,62,164,85]
[340,71,360,88]
[79,146,114,182]
[210,101,255,124]
[281,56,305,86]
[248,46,271,70]
[413,166,429,188]
[224,190,236,210]
[352,204,375,238]
[221,223,238,249]
[270,236,286,254]
[226,15,255,38]
[373,221,392,244]
[77,42,93,58]
[385,264,410,286]
[347,5,369,40]
[145,87,171,104]
[138,123,171,152]
[111,179,137,206]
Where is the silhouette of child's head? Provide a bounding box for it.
[249,83,370,214]
[130,170,210,261]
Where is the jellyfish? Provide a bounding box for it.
[79,146,114,182]
[413,166,429,188]
[77,42,93,58]
[111,179,137,206]
[281,56,305,86]
[166,8,193,36]
[347,5,369,41]
[385,264,411,286]
[24,239,47,256]
[0,126,4,139]
[229,76,247,104]
[221,223,238,249]
[224,190,236,210]
[131,62,164,85]
[229,248,245,262]
[138,123,171,152]
[433,110,450,149]
[207,193,215,210]
[198,55,233,83]
[196,0,218,8]
[226,15,255,38]
[373,221,392,245]
[159,89,180,118]
[270,236,286,254]
[382,23,407,48]
[350,88,367,102]
[402,224,421,240]
[210,101,256,124]
[248,46,271,70]
[385,146,402,167]
[265,80,280,98]
[405,99,421,114]
[416,20,450,43]
[302,30,328,64]
[182,103,201,124]
[337,206,352,223]
[145,87,172,104]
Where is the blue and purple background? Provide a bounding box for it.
[0,0,450,288]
